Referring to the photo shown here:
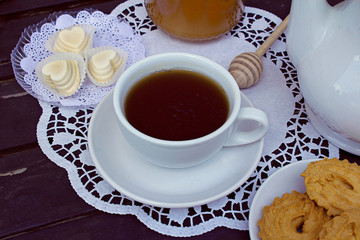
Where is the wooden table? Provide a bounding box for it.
[0,0,355,239]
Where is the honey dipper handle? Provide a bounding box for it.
[255,14,289,57]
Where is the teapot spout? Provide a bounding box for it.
[286,0,333,67]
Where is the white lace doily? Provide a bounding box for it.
[36,1,340,237]
[11,9,145,106]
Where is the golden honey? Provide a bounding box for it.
[145,0,245,40]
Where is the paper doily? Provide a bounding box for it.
[36,1,340,237]
[11,9,145,106]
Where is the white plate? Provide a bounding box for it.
[249,159,319,240]
[88,90,264,208]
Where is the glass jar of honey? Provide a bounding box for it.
[145,0,245,41]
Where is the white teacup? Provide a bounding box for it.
[113,52,268,168]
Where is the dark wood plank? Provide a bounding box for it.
[246,0,291,19]
[0,59,13,81]
[0,146,250,239]
[0,80,41,151]
[0,0,123,16]
[0,0,81,15]
[340,150,360,164]
[0,148,95,238]
[11,212,250,240]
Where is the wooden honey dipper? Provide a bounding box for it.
[228,15,289,88]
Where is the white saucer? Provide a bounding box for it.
[249,159,319,240]
[88,91,264,208]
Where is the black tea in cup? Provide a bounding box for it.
[124,69,229,141]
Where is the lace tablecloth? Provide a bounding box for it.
[35,0,339,237]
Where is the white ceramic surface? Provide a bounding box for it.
[287,0,360,154]
[249,159,319,240]
[306,104,360,155]
[88,90,264,208]
[112,52,268,168]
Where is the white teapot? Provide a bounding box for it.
[286,0,360,155]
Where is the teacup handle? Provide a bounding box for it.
[225,107,268,146]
